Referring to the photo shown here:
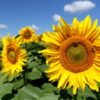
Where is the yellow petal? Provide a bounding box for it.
[73,85,78,95]
[90,67,100,82]
[77,73,85,91]
[42,32,61,46]
[85,19,98,39]
[72,17,79,35]
[45,64,60,73]
[49,69,62,81]
[40,49,59,57]
[82,15,91,36]
[57,70,69,88]
[60,17,69,27]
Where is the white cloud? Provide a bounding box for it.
[0,24,7,30]
[32,24,39,31]
[64,0,95,13]
[53,14,61,22]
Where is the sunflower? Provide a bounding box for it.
[18,26,37,43]
[1,35,27,80]
[41,16,100,94]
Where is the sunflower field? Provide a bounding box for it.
[0,16,100,100]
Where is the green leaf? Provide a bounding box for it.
[77,95,84,100]
[37,64,48,72]
[27,51,32,56]
[0,72,8,85]
[18,84,42,100]
[39,93,59,100]
[11,94,18,100]
[42,83,59,94]
[67,88,72,95]
[78,87,97,100]
[27,67,42,80]
[41,83,60,100]
[28,62,38,69]
[2,94,14,100]
[0,83,14,98]
[26,43,45,51]
[13,79,24,89]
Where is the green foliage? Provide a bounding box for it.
[0,83,14,98]
[0,72,8,85]
[18,84,42,100]
[27,67,42,80]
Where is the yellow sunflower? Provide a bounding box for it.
[41,16,100,94]
[1,35,27,80]
[18,26,37,43]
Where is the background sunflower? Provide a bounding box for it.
[18,26,38,43]
[1,35,28,80]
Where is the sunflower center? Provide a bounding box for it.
[24,32,31,39]
[67,43,87,65]
[60,36,95,73]
[7,48,17,64]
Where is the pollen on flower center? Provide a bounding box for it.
[66,43,87,65]
[24,32,31,39]
[60,36,95,73]
[7,48,18,64]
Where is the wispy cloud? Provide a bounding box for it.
[0,24,8,30]
[53,14,61,22]
[64,0,95,13]
[32,24,40,31]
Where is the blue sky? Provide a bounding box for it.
[0,0,100,37]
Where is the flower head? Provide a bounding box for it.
[41,16,100,94]
[18,26,37,43]
[1,35,27,80]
